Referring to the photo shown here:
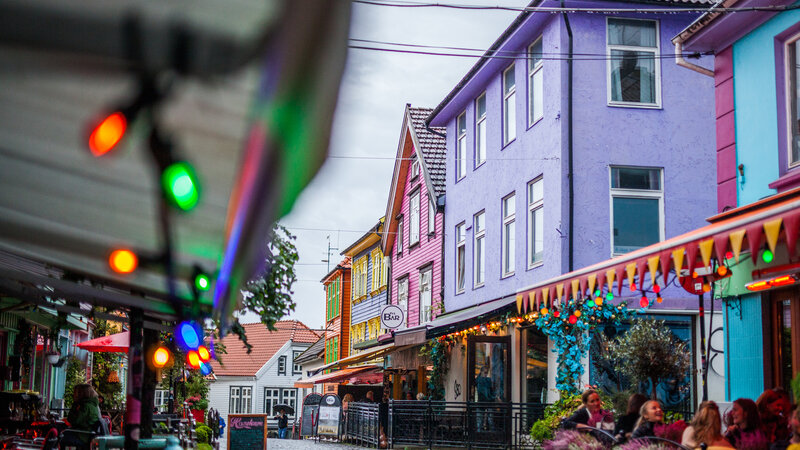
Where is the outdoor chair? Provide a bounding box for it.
[59,416,110,450]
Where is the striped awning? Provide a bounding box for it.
[515,188,800,312]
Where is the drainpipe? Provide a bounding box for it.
[561,0,574,272]
[675,41,714,77]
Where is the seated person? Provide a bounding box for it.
[615,393,648,441]
[632,400,663,439]
[681,401,733,449]
[563,389,614,431]
[60,384,102,449]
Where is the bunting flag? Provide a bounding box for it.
[747,223,764,263]
[529,291,537,311]
[764,218,783,254]
[785,212,800,257]
[588,274,597,296]
[648,255,660,286]
[542,287,550,308]
[516,294,524,314]
[556,284,564,306]
[571,279,580,301]
[686,243,699,274]
[565,282,572,303]
[616,265,625,295]
[660,249,672,284]
[672,248,685,276]
[637,259,647,289]
[579,277,587,297]
[597,271,606,295]
[605,269,614,292]
[626,263,636,289]
[714,233,729,263]
[729,229,746,262]
[699,238,714,268]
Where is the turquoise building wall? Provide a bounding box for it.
[733,8,800,205]
[724,293,765,400]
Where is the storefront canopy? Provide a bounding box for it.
[515,187,800,312]
[77,331,129,353]
[317,343,408,372]
[293,365,381,388]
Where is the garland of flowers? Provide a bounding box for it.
[420,337,450,400]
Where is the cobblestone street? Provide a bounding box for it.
[265,438,363,449]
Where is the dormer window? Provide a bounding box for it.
[411,156,420,179]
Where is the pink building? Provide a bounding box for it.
[382,105,446,330]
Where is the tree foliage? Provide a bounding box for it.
[91,318,124,408]
[231,225,299,352]
[64,356,86,408]
[607,319,691,400]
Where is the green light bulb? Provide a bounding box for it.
[606,292,613,301]
[762,249,774,263]
[195,274,210,292]
[162,162,200,211]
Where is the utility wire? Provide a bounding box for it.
[355,0,800,14]
[326,155,560,161]
[349,44,710,60]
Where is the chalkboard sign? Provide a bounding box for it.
[300,393,322,437]
[316,394,341,436]
[227,414,267,450]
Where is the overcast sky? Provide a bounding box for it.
[241,1,524,329]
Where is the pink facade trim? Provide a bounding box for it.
[715,46,737,212]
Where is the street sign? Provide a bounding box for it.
[380,304,404,330]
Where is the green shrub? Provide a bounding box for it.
[195,425,213,443]
[529,392,583,443]
[197,444,213,450]
[530,420,554,442]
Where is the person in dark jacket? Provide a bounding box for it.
[563,389,614,430]
[276,409,289,439]
[61,384,102,449]
[614,393,648,441]
[632,400,664,440]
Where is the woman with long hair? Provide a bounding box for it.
[724,398,766,448]
[632,400,664,439]
[614,393,648,441]
[562,389,614,430]
[757,389,790,442]
[61,384,101,449]
[681,401,733,449]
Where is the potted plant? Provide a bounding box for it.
[186,396,208,423]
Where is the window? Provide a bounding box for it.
[353,256,368,300]
[475,93,487,167]
[787,36,800,166]
[278,355,287,375]
[293,351,302,374]
[230,386,252,414]
[474,212,485,287]
[411,155,420,179]
[610,166,663,255]
[457,112,467,180]
[368,317,382,339]
[528,38,544,125]
[398,277,409,328]
[281,389,297,415]
[502,193,516,276]
[607,18,660,106]
[527,177,544,267]
[503,64,516,144]
[154,390,169,412]
[326,277,340,321]
[428,195,435,235]
[410,191,420,246]
[455,222,466,294]
[420,267,433,323]
[397,217,404,255]
[326,338,338,364]
[371,249,384,292]
[264,388,280,415]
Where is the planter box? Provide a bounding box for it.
[190,409,205,423]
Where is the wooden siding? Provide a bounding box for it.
[324,268,351,360]
[390,144,444,328]
[351,243,388,325]
[725,293,764,400]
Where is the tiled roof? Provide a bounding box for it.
[321,256,351,283]
[408,106,446,197]
[211,320,320,376]
[294,332,326,364]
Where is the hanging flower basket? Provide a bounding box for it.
[107,370,120,384]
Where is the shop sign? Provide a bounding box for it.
[380,304,404,329]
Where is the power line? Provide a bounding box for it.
[349,44,710,60]
[354,0,800,14]
[326,155,561,161]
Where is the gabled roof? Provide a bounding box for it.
[381,105,446,253]
[210,320,320,377]
[341,218,384,257]
[294,332,326,365]
[428,0,715,126]
[321,257,351,284]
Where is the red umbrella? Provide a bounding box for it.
[76,331,129,353]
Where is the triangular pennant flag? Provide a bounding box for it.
[542,287,550,308]
[616,266,626,295]
[746,223,764,263]
[686,243,699,274]
[764,218,783,254]
[579,277,587,297]
[588,274,597,296]
[729,229,746,263]
[626,263,637,290]
[713,234,729,263]
[637,259,647,290]
[672,248,685,277]
[529,291,537,312]
[516,294,523,314]
[606,269,615,292]
[571,279,580,301]
[556,284,564,305]
[699,238,715,268]
[565,282,572,303]
[660,250,672,284]
[648,255,660,286]
[785,211,800,257]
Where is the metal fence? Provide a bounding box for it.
[343,402,382,447]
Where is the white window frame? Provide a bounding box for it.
[410,191,420,246]
[411,156,420,179]
[527,177,544,268]
[264,387,280,415]
[528,38,544,126]
[428,195,436,235]
[397,216,404,255]
[457,112,467,181]
[371,250,383,291]
[501,193,516,277]
[475,93,487,168]
[420,267,433,324]
[608,166,665,257]
[281,388,297,416]
[455,222,466,294]
[606,17,661,108]
[293,351,302,375]
[231,386,252,414]
[474,211,486,288]
[503,64,516,145]
[784,33,800,168]
[398,277,409,328]
[278,355,287,375]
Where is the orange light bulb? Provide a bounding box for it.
[89,112,127,156]
[109,249,137,274]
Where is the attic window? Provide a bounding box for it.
[411,156,420,179]
[278,355,287,375]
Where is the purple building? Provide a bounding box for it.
[423,1,719,404]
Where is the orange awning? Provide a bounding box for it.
[515,189,800,312]
[293,365,380,388]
